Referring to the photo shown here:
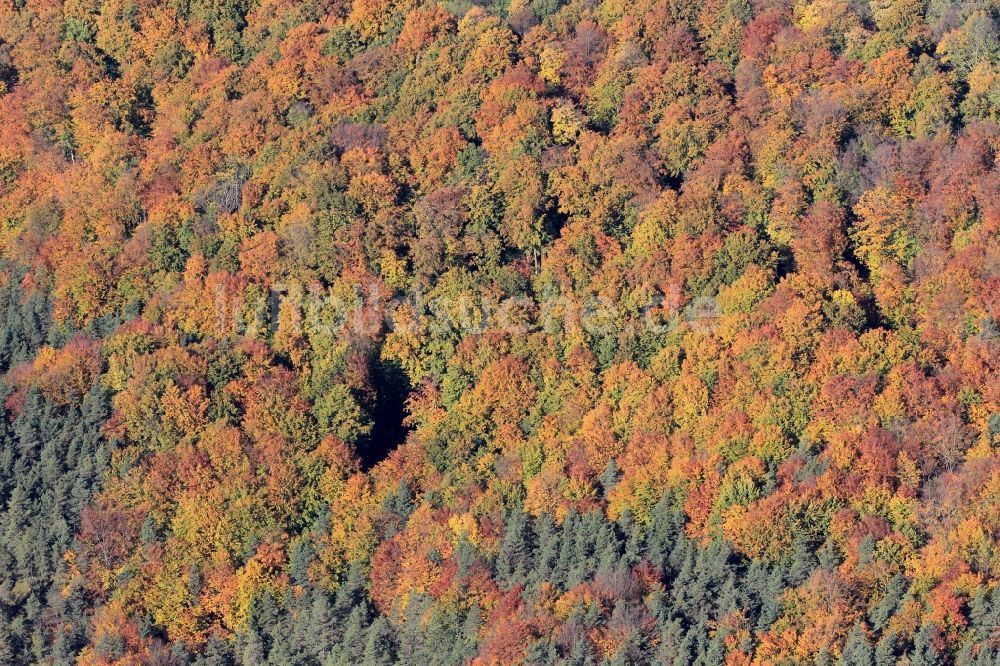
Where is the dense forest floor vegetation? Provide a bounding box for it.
[1,0,1000,662]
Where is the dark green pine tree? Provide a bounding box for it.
[973,646,1000,666]
[333,563,371,625]
[655,619,687,665]
[909,624,942,666]
[496,509,536,587]
[555,510,580,588]
[237,592,278,664]
[362,617,398,666]
[301,591,338,661]
[530,512,560,587]
[565,633,597,666]
[644,496,683,575]
[599,460,620,497]
[615,509,644,570]
[327,605,368,666]
[755,566,786,632]
[969,585,1000,645]
[191,636,236,666]
[961,587,1000,665]
[869,574,907,631]
[288,537,315,587]
[786,532,818,586]
[839,623,873,666]
[568,511,607,586]
[524,636,557,665]
[874,633,898,666]
[450,603,481,664]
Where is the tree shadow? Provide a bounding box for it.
[355,358,413,470]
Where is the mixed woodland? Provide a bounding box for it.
[1,0,1000,662]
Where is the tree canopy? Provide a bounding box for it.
[1,0,1000,662]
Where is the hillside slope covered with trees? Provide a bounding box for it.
[1,0,1000,662]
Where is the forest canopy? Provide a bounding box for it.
[0,0,999,663]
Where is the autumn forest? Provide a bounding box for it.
[0,0,999,662]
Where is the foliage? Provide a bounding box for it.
[0,0,998,662]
